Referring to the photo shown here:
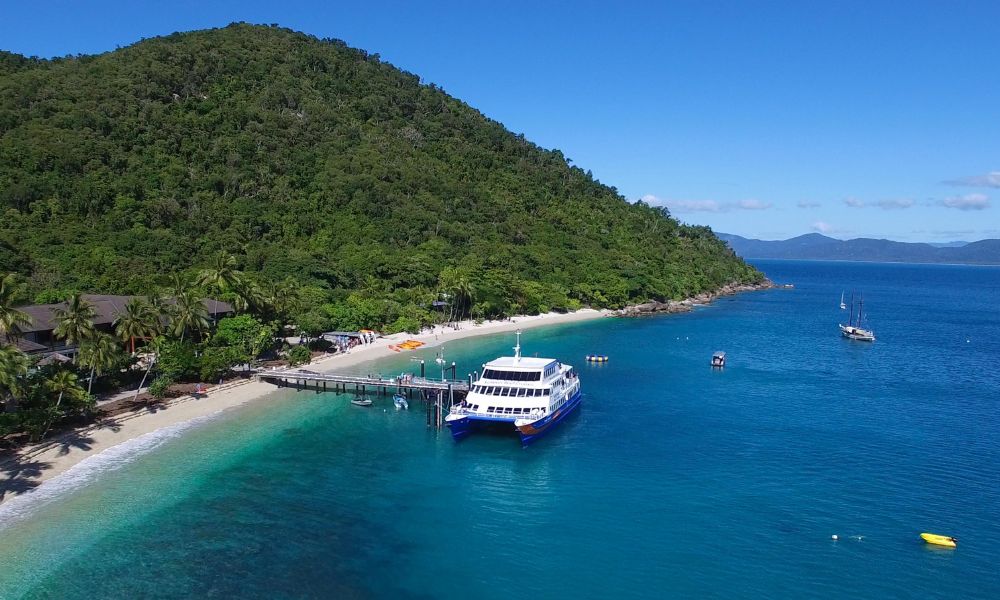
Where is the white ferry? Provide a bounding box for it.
[445,332,582,445]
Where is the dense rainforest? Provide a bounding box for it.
[0,23,762,331]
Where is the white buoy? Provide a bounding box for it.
[831,534,839,540]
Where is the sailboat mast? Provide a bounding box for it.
[859,293,864,325]
[849,291,856,326]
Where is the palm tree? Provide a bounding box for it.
[171,290,210,342]
[146,293,171,335]
[452,277,475,321]
[77,332,122,394]
[437,269,475,323]
[52,293,97,349]
[114,297,159,354]
[0,273,32,339]
[197,252,245,297]
[230,277,264,314]
[0,344,29,410]
[41,368,86,439]
[166,273,195,302]
[132,335,163,402]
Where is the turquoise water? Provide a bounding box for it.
[1,260,998,598]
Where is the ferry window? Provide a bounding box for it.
[518,388,527,397]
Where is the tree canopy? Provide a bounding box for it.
[0,23,762,322]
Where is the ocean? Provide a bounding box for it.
[0,260,997,599]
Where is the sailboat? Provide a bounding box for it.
[839,291,875,341]
[840,291,846,310]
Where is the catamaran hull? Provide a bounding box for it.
[445,389,583,445]
[516,389,582,445]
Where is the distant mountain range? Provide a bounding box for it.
[717,233,1000,265]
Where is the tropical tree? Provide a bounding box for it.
[197,252,245,297]
[114,297,159,354]
[133,335,165,402]
[41,368,87,438]
[78,332,123,394]
[146,293,172,334]
[452,276,475,321]
[438,268,475,322]
[229,277,265,314]
[0,273,32,339]
[166,273,195,302]
[0,344,29,409]
[171,290,210,342]
[52,293,97,349]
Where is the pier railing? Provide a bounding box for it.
[261,370,469,392]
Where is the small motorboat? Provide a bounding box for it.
[393,393,409,410]
[711,351,726,367]
[920,533,957,548]
[351,396,373,407]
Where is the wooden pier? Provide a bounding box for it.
[258,370,471,428]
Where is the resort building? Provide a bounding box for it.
[2,295,233,359]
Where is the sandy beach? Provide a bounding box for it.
[0,309,607,505]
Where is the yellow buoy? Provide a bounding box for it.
[920,533,957,548]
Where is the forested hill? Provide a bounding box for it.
[0,23,760,323]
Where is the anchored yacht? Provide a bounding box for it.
[445,331,582,445]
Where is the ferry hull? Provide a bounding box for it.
[445,389,583,445]
[516,389,582,445]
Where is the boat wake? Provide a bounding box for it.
[0,411,223,528]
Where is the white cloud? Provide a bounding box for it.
[876,198,914,210]
[641,194,773,213]
[797,200,821,208]
[737,199,773,210]
[812,221,834,233]
[842,197,914,210]
[940,193,990,210]
[944,171,1000,188]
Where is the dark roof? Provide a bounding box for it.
[14,295,233,334]
[0,336,47,352]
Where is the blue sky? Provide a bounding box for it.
[2,1,998,241]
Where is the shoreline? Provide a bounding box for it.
[0,309,608,506]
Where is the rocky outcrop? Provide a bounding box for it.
[613,279,776,317]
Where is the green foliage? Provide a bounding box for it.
[156,339,198,381]
[199,345,244,381]
[148,376,173,399]
[0,24,760,333]
[287,344,311,367]
[211,315,275,359]
[324,294,388,332]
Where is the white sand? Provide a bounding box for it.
[0,309,607,503]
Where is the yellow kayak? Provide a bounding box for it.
[921,533,957,548]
